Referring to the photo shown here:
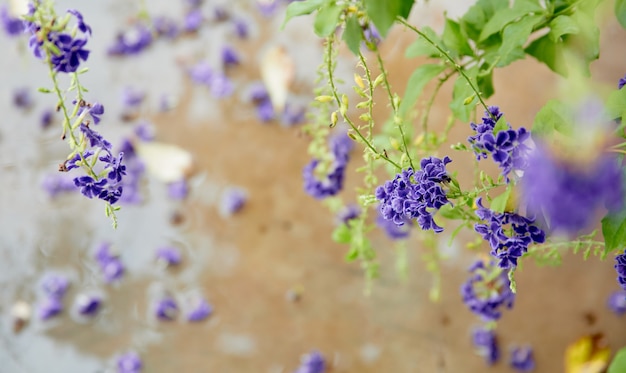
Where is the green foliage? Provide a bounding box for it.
[617,0,626,29]
[606,87,626,121]
[399,64,446,117]
[282,0,326,29]
[449,66,478,122]
[609,347,626,373]
[531,99,572,137]
[343,14,363,56]
[314,2,344,37]
[601,210,626,257]
[404,26,442,58]
[363,0,415,37]
[490,185,512,213]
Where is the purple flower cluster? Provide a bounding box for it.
[468,106,530,181]
[13,87,33,109]
[94,242,124,283]
[474,198,545,269]
[188,61,234,98]
[155,296,179,321]
[616,250,626,292]
[376,211,413,240]
[472,327,499,365]
[608,290,626,316]
[108,24,153,56]
[41,173,76,197]
[375,156,452,233]
[156,246,182,267]
[38,274,70,320]
[1,5,25,36]
[294,351,326,373]
[521,143,624,235]
[303,133,354,199]
[337,204,360,225]
[26,9,91,73]
[117,351,143,373]
[510,346,535,371]
[247,82,274,122]
[461,259,515,321]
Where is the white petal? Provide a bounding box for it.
[135,142,194,183]
[261,46,295,113]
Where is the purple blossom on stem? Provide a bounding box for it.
[74,176,107,199]
[608,291,626,316]
[74,293,102,317]
[220,187,247,216]
[156,246,182,266]
[521,142,624,235]
[186,298,213,322]
[294,351,326,373]
[616,250,626,292]
[510,346,535,371]
[67,9,92,35]
[461,259,515,321]
[472,327,499,365]
[66,150,94,171]
[303,132,353,199]
[375,156,452,233]
[155,296,178,321]
[42,173,76,197]
[79,124,112,150]
[49,34,90,73]
[1,6,25,36]
[38,297,63,320]
[117,351,142,373]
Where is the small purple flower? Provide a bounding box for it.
[42,173,77,197]
[50,34,90,73]
[98,185,123,205]
[67,9,92,35]
[363,23,381,49]
[281,104,306,126]
[38,297,63,320]
[232,18,249,39]
[79,124,112,150]
[183,9,203,32]
[256,0,279,17]
[608,291,626,316]
[74,293,102,317]
[303,160,346,199]
[156,246,182,266]
[168,179,188,200]
[41,274,70,299]
[472,327,499,365]
[13,87,33,109]
[186,298,213,322]
[40,108,54,128]
[510,346,535,371]
[294,350,326,373]
[220,187,247,216]
[210,73,234,98]
[153,16,179,39]
[616,250,626,292]
[256,99,275,122]
[121,87,145,108]
[1,6,25,36]
[188,61,213,85]
[155,296,178,321]
[134,122,155,141]
[74,175,107,199]
[376,211,412,240]
[619,74,626,90]
[221,45,240,67]
[101,258,124,283]
[117,351,142,373]
[521,142,624,235]
[108,24,153,56]
[337,204,360,225]
[461,259,515,321]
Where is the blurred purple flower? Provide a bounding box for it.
[108,24,153,56]
[461,259,515,321]
[41,274,70,299]
[38,297,63,320]
[212,6,229,22]
[210,73,234,98]
[616,250,626,292]
[608,291,626,316]
[183,9,203,32]
[94,242,124,283]
[153,16,179,39]
[74,293,102,317]
[376,211,412,240]
[155,296,178,321]
[256,0,278,17]
[134,121,155,141]
[156,246,182,266]
[168,179,188,200]
[42,173,77,197]
[337,204,360,225]
[1,6,25,36]
[13,87,33,109]
[221,45,240,67]
[117,351,142,373]
[188,61,213,85]
[67,9,92,35]
[256,99,275,122]
[232,18,249,39]
[186,298,213,322]
[472,327,499,365]
[510,346,535,371]
[220,187,247,216]
[619,74,626,90]
[281,104,306,126]
[40,108,54,128]
[121,87,145,108]
[294,350,326,373]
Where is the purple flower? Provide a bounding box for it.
[108,24,153,56]
[212,6,229,22]
[256,99,275,122]
[1,6,25,36]
[220,188,247,215]
[294,351,326,373]
[79,124,112,150]
[303,132,353,199]
[461,259,515,321]
[281,104,306,126]
[473,198,545,269]
[41,274,70,299]
[117,351,142,373]
[40,108,54,128]
[363,23,381,49]
[188,61,213,85]
[42,173,77,197]
[153,16,179,39]
[232,18,249,39]
[156,246,182,266]
[619,74,626,90]
[168,179,188,200]
[155,296,178,321]
[608,291,626,316]
[98,185,123,205]
[65,150,94,171]
[49,34,90,73]
[67,9,92,35]
[74,176,107,199]
[510,346,535,371]
[13,87,33,109]
[221,45,240,67]
[98,152,127,183]
[183,9,203,32]
[94,242,124,283]
[74,293,102,317]
[375,157,452,233]
[616,250,626,292]
[256,0,279,17]
[121,86,145,108]
[95,242,115,265]
[472,327,499,365]
[337,204,360,225]
[186,298,213,322]
[38,297,63,320]
[468,106,530,181]
[376,211,412,240]
[210,73,234,98]
[521,142,624,235]
[134,122,155,141]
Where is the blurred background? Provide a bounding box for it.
[0,0,625,372]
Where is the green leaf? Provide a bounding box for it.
[602,209,626,256]
[479,0,543,42]
[438,204,465,220]
[449,67,478,122]
[492,115,508,134]
[616,0,626,29]
[525,34,568,76]
[477,69,494,98]
[332,223,352,244]
[490,186,511,213]
[405,26,441,58]
[343,14,363,55]
[313,2,344,37]
[606,87,626,120]
[548,15,580,42]
[364,0,414,37]
[496,14,543,67]
[609,347,626,373]
[442,18,473,58]
[399,64,446,116]
[282,0,326,29]
[532,99,572,138]
[461,0,508,41]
